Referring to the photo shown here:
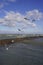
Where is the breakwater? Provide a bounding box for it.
[0,36,43,46]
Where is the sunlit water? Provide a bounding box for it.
[0,38,43,65]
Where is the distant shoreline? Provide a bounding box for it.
[0,36,43,46]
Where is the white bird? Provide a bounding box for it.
[11,40,14,43]
[6,48,8,50]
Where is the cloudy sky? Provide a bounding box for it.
[0,0,43,34]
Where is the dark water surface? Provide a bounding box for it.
[0,38,43,65]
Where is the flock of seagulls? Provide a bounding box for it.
[0,17,36,32]
[0,18,36,51]
[24,18,36,22]
[18,18,36,32]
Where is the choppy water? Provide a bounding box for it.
[0,38,43,65]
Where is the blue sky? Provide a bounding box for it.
[0,0,43,34]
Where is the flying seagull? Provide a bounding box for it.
[18,29,21,31]
[24,18,30,20]
[24,18,36,22]
[32,19,36,22]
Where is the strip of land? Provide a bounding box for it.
[0,34,43,46]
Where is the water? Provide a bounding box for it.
[0,38,43,65]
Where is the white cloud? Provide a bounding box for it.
[26,9,43,20]
[0,9,43,28]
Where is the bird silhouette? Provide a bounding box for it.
[24,18,36,22]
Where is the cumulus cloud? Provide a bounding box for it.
[26,9,43,20]
[3,11,25,27]
[0,9,43,28]
[0,11,36,27]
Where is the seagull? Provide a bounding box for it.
[32,19,36,22]
[24,18,30,20]
[18,29,21,31]
[24,18,36,22]
[6,48,8,50]
[11,40,14,43]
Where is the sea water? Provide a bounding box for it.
[0,38,43,65]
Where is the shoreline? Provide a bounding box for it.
[0,36,43,46]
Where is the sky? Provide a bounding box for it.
[0,0,43,34]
